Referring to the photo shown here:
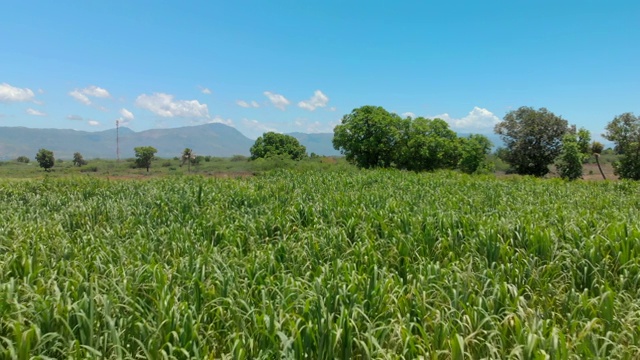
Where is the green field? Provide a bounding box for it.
[1,170,640,358]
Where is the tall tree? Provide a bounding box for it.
[35,148,55,171]
[494,106,568,176]
[603,113,640,180]
[556,133,584,180]
[250,132,307,160]
[333,106,401,168]
[395,117,461,171]
[134,146,157,172]
[457,134,493,174]
[73,152,87,166]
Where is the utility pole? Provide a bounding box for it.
[116,120,120,162]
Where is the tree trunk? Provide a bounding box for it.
[595,154,606,180]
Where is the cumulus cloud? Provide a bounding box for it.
[402,112,416,119]
[207,115,233,126]
[0,83,35,102]
[82,85,110,98]
[88,120,100,126]
[293,117,338,133]
[298,90,329,111]
[236,100,260,108]
[67,114,83,121]
[26,108,46,116]
[434,107,501,132]
[69,85,111,105]
[120,108,134,120]
[69,90,92,105]
[263,91,290,110]
[201,87,212,94]
[135,93,209,118]
[241,118,280,138]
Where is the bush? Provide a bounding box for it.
[231,155,248,162]
[16,156,30,163]
[80,166,98,173]
[162,161,172,167]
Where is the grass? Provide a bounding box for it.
[1,170,640,358]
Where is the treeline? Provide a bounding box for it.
[332,105,640,180]
[332,106,493,174]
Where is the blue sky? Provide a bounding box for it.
[1,1,638,140]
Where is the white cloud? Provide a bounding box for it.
[329,106,337,112]
[37,89,45,94]
[402,112,416,119]
[434,107,500,132]
[26,108,46,116]
[69,85,111,105]
[135,92,209,118]
[88,120,100,126]
[298,90,329,111]
[241,118,280,138]
[69,90,91,105]
[0,83,35,102]
[201,87,212,94]
[67,114,83,121]
[263,91,290,110]
[236,100,260,108]
[207,115,233,126]
[82,85,110,98]
[293,117,338,133]
[120,108,134,120]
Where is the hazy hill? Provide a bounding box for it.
[0,123,255,160]
[0,123,504,161]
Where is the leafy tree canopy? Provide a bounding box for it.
[333,106,401,168]
[250,132,307,161]
[494,106,568,177]
[35,148,55,171]
[604,113,640,180]
[134,146,157,172]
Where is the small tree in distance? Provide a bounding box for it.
[73,152,87,166]
[35,148,55,171]
[556,133,584,180]
[603,112,640,180]
[134,146,157,172]
[250,132,307,160]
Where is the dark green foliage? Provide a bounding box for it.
[604,113,640,180]
[395,117,461,171]
[250,132,307,160]
[332,106,401,168]
[134,146,157,172]
[73,152,87,166]
[334,106,492,173]
[458,134,493,174]
[494,106,569,176]
[16,156,30,163]
[35,148,55,171]
[591,141,604,155]
[556,133,584,180]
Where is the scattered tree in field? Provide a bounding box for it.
[250,132,307,160]
[458,134,493,174]
[15,156,30,163]
[576,127,591,160]
[333,106,401,168]
[134,146,157,172]
[494,106,569,176]
[395,117,460,171]
[181,148,195,172]
[603,113,640,180]
[556,133,584,180]
[35,148,55,171]
[591,141,606,180]
[73,152,87,166]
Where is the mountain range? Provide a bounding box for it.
[0,123,503,160]
[0,123,341,160]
